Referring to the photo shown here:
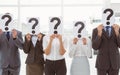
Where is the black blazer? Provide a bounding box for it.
[23,34,45,64]
[92,27,120,70]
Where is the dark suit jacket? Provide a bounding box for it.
[23,34,45,64]
[0,31,23,68]
[92,27,120,70]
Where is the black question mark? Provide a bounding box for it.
[75,21,85,38]
[50,17,61,34]
[103,8,114,25]
[28,18,38,34]
[1,14,12,31]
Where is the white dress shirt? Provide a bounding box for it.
[32,35,38,47]
[43,35,67,60]
[69,37,92,58]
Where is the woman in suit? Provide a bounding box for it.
[23,33,45,75]
[69,36,92,75]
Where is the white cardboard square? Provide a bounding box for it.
[49,17,63,35]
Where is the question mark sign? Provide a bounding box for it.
[50,17,61,34]
[75,21,85,38]
[1,13,12,31]
[28,18,38,34]
[103,8,113,25]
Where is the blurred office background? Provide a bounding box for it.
[0,0,120,75]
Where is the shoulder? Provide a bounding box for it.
[93,28,97,31]
[16,30,22,34]
[92,28,98,34]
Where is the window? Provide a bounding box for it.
[20,0,61,5]
[21,7,62,35]
[0,0,111,75]
[111,0,120,3]
[64,0,103,5]
[63,6,102,35]
[0,0,18,5]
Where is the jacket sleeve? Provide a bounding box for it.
[0,33,3,45]
[23,36,31,53]
[92,28,102,50]
[82,38,92,58]
[13,31,23,49]
[69,39,77,58]
[116,29,120,48]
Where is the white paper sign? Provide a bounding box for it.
[49,17,62,35]
[73,21,88,38]
[22,17,40,35]
[102,8,115,26]
[0,14,4,30]
[0,13,16,32]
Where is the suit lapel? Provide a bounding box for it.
[102,29,110,39]
[31,35,38,48]
[3,32,9,42]
[2,32,10,47]
[102,27,116,40]
[110,27,116,39]
[8,33,13,44]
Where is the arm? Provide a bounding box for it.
[82,38,92,58]
[0,29,3,44]
[92,28,102,50]
[23,36,31,53]
[58,35,66,55]
[69,39,77,58]
[37,33,45,54]
[112,24,120,48]
[43,36,52,55]
[116,29,120,48]
[13,31,23,49]
[59,38,66,55]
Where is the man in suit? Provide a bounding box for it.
[92,24,120,75]
[0,28,23,75]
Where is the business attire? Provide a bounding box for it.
[92,26,120,75]
[0,31,23,75]
[23,34,45,75]
[43,35,67,75]
[69,37,92,75]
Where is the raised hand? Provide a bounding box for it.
[97,24,103,37]
[12,29,17,39]
[0,29,3,35]
[25,33,31,41]
[82,38,87,45]
[112,24,120,36]
[73,38,78,44]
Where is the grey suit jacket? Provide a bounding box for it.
[0,30,23,68]
[92,27,120,70]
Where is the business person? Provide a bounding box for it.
[69,36,92,75]
[92,24,120,75]
[23,33,45,75]
[0,28,23,75]
[43,34,67,75]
